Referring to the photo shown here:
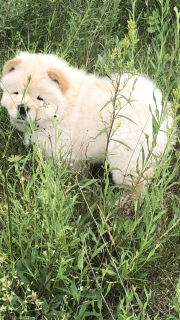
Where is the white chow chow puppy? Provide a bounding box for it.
[1,52,173,193]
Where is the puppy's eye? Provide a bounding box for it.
[14,92,19,95]
[37,96,43,101]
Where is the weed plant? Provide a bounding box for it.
[0,0,180,319]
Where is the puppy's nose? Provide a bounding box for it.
[18,104,30,117]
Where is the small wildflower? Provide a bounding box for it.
[24,300,28,303]
[0,256,5,263]
[13,276,18,279]
[2,288,6,291]
[14,155,22,161]
[19,166,25,171]
[0,277,6,283]
[21,176,25,181]
[80,286,83,291]
[23,173,31,179]
[27,288,31,292]
[31,291,38,300]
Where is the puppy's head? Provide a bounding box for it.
[1,52,70,132]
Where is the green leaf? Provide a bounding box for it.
[95,127,108,139]
[141,146,145,166]
[144,132,150,150]
[16,259,33,272]
[113,182,133,191]
[105,282,112,297]
[146,244,161,261]
[111,139,132,150]
[80,179,98,188]
[78,250,85,271]
[91,243,106,259]
[78,302,89,318]
[70,278,78,299]
[119,114,138,126]
[149,223,157,234]
[16,271,30,287]
[152,114,160,137]
[147,26,157,33]
[134,291,143,310]
[40,267,48,284]
[47,310,61,319]
[84,311,100,317]
[148,19,157,25]
[153,210,166,222]
[88,229,98,243]
[50,294,64,309]
[10,296,23,315]
[81,289,97,299]
[42,298,49,315]
[102,268,117,276]
[96,291,102,312]
[101,100,111,110]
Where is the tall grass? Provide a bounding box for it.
[0,0,180,319]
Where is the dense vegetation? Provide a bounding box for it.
[0,0,180,319]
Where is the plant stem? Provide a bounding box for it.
[2,156,14,271]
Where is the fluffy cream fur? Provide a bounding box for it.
[1,52,173,192]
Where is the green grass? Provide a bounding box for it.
[1,0,180,319]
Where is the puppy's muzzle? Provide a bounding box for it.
[18,104,30,120]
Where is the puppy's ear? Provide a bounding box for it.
[48,68,70,94]
[3,59,22,76]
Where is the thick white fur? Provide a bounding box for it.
[1,52,173,191]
